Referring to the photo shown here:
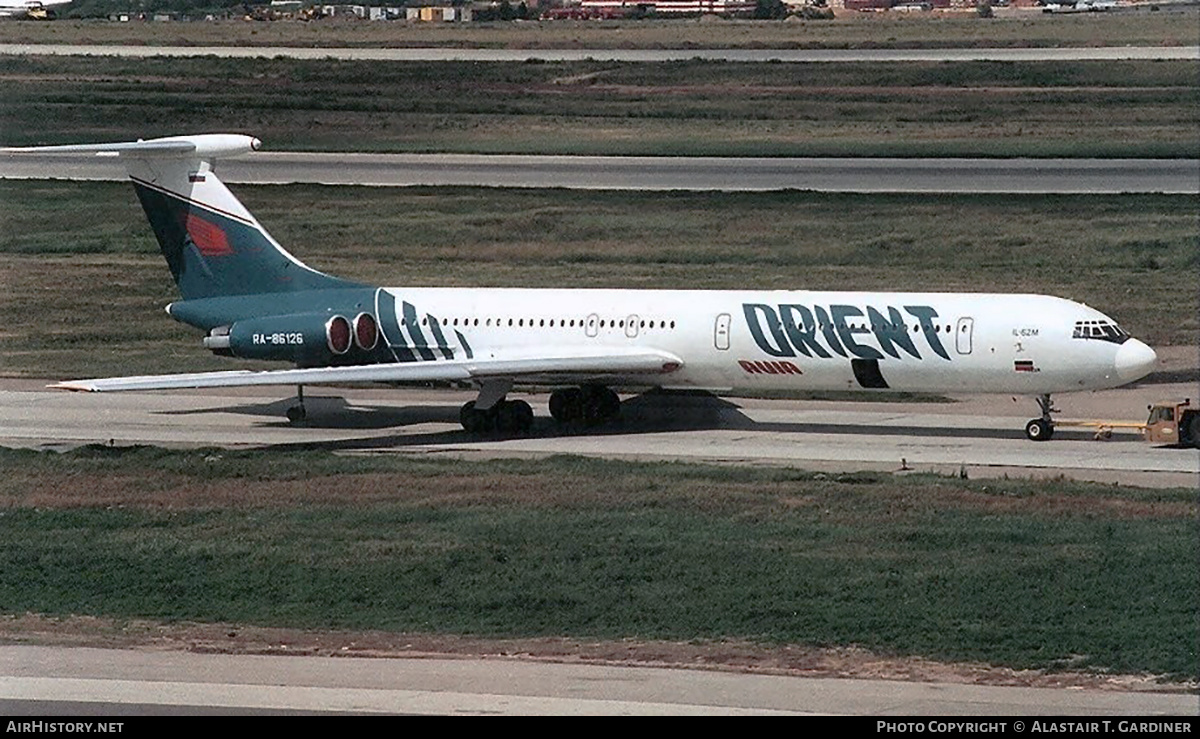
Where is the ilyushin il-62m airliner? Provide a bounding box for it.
[4,135,1159,441]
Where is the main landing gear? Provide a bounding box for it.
[457,384,622,434]
[1024,393,1057,441]
[458,378,534,434]
[549,385,621,426]
[460,398,535,434]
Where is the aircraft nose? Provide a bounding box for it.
[1115,339,1157,382]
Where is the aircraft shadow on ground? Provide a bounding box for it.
[158,395,460,430]
[158,389,1115,453]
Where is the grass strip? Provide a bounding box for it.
[0,445,1194,679]
[2,56,1197,157]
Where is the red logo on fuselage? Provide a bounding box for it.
[739,359,802,375]
[184,213,233,257]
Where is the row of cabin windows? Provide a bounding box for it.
[799,323,959,334]
[408,316,679,330]
[398,315,958,334]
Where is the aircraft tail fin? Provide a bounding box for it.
[6,135,356,301]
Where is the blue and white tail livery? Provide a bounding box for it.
[3,134,1158,439]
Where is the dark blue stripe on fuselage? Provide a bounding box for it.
[455,330,473,360]
[403,302,438,361]
[376,290,417,362]
[425,317,456,360]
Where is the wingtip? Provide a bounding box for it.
[48,381,95,392]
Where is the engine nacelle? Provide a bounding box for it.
[204,312,371,364]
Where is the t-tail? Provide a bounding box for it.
[7,134,358,304]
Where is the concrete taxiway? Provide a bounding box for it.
[2,43,1197,63]
[0,645,1193,716]
[3,153,1198,194]
[1,379,1195,487]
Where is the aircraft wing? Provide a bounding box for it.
[50,348,684,393]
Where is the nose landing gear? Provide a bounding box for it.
[1024,393,1057,441]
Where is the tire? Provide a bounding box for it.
[286,405,306,424]
[582,391,606,426]
[1025,418,1053,442]
[548,390,566,421]
[495,400,534,434]
[579,385,620,426]
[460,401,491,433]
[512,400,534,431]
[549,388,583,424]
[1188,415,1200,449]
[599,387,621,421]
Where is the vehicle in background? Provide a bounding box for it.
[0,0,72,18]
[1144,399,1200,448]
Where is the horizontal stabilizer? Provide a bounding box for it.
[50,349,684,393]
[0,134,260,161]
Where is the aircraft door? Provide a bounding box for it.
[586,313,599,338]
[956,317,974,355]
[626,314,639,338]
[714,313,731,351]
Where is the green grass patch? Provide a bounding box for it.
[1,56,1196,157]
[0,445,1194,678]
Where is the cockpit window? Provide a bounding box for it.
[1073,320,1130,345]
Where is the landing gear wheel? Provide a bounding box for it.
[514,400,534,431]
[460,401,491,434]
[549,388,584,424]
[582,386,620,426]
[286,385,307,424]
[1025,418,1053,442]
[461,399,534,434]
[1024,393,1057,442]
[495,400,534,434]
[550,386,620,427]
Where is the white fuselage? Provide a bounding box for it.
[379,288,1155,395]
